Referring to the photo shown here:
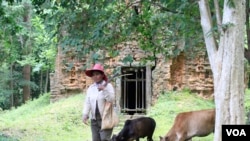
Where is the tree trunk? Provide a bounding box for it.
[40,70,43,94]
[9,63,14,108]
[199,0,246,141]
[45,70,49,93]
[22,1,32,103]
[23,65,31,102]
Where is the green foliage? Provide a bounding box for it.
[0,0,57,108]
[245,89,250,124]
[0,71,12,109]
[245,89,250,108]
[0,63,24,110]
[0,2,23,64]
[41,0,206,64]
[122,54,134,65]
[227,0,235,8]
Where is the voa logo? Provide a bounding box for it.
[226,129,246,136]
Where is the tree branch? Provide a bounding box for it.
[198,0,218,71]
[152,2,183,14]
[213,0,222,33]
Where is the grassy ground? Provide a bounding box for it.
[0,90,249,141]
[147,90,215,141]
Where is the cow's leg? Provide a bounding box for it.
[147,135,153,141]
[178,135,187,141]
[184,137,192,141]
[128,137,136,141]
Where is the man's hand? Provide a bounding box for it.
[98,84,106,91]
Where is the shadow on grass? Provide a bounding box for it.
[0,132,19,141]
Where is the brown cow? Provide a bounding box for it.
[159,109,215,141]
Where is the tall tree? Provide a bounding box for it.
[0,0,25,108]
[21,0,32,102]
[198,0,245,140]
[0,0,56,109]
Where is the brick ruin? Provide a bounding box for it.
[50,41,214,113]
[151,52,213,104]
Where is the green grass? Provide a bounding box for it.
[0,90,250,141]
[0,93,89,141]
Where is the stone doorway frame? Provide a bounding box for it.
[115,65,152,115]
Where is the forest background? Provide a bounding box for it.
[0,0,250,141]
[0,0,215,113]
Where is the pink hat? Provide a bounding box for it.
[85,64,108,81]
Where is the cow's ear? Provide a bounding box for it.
[159,136,165,141]
[159,136,167,141]
[159,136,163,140]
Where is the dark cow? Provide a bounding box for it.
[159,109,215,141]
[111,117,156,141]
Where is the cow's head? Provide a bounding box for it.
[110,134,126,141]
[112,120,132,141]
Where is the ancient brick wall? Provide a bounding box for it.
[185,53,214,98]
[50,41,213,103]
[152,52,213,104]
[50,46,89,102]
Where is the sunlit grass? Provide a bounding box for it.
[0,93,91,141]
[0,89,250,141]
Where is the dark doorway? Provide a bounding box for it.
[121,67,146,115]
